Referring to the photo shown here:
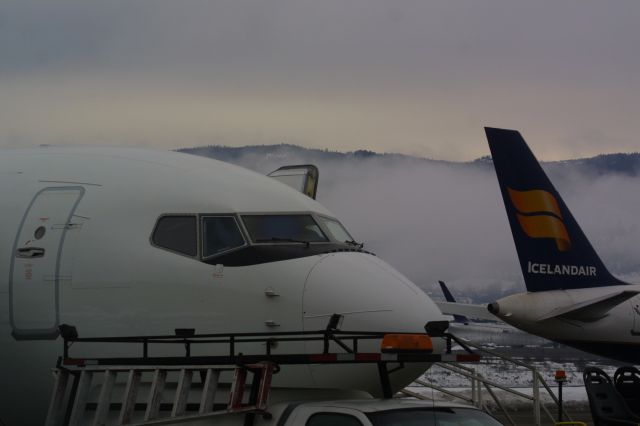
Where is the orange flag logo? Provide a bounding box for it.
[508,188,571,252]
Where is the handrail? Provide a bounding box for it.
[55,322,481,402]
[414,379,474,404]
[483,382,516,426]
[433,363,533,400]
[404,339,574,426]
[463,340,573,422]
[61,327,391,359]
[57,321,480,369]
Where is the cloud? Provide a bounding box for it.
[203,148,640,301]
[1,1,640,159]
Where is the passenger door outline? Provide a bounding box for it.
[9,186,85,340]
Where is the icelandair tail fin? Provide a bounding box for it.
[438,281,469,323]
[485,127,627,292]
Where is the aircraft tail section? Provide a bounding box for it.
[438,281,469,323]
[439,280,456,303]
[485,127,627,292]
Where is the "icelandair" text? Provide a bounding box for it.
[527,261,596,276]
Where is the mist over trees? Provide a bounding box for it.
[180,145,640,302]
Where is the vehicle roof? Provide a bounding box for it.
[296,398,478,412]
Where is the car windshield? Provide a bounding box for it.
[367,408,503,426]
[242,214,329,243]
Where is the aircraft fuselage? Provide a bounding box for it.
[0,147,445,425]
[489,285,640,362]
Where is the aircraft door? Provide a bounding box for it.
[10,187,85,340]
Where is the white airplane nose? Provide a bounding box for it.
[303,252,446,333]
[301,252,447,394]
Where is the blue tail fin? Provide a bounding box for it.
[439,280,457,302]
[485,127,627,292]
[438,281,469,323]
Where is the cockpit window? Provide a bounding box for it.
[202,216,246,257]
[242,214,329,243]
[152,215,197,257]
[317,217,353,243]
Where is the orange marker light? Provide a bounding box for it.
[381,334,433,353]
[555,370,567,382]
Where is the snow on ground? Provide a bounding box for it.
[405,347,619,408]
[419,358,615,390]
[406,385,588,405]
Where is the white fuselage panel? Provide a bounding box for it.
[0,147,445,425]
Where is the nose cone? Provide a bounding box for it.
[302,252,446,394]
[488,294,533,331]
[303,252,446,333]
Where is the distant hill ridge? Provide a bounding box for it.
[179,144,432,162]
[178,144,640,176]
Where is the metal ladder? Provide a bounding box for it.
[45,362,276,426]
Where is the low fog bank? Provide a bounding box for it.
[181,146,640,302]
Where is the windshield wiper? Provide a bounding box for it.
[255,237,311,247]
[345,240,364,249]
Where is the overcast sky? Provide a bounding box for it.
[1,0,639,160]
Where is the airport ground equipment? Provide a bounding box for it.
[45,321,479,426]
[583,367,640,425]
[613,366,640,417]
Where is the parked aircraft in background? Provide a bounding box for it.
[485,127,640,363]
[435,285,500,324]
[438,281,497,325]
[436,281,550,348]
[0,148,446,425]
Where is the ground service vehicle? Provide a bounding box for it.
[222,399,504,426]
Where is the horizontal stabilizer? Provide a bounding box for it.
[436,301,499,322]
[537,290,640,322]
